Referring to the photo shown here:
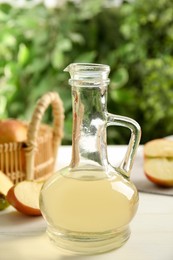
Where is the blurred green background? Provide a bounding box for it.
[0,0,173,144]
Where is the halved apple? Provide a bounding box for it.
[144,139,173,187]
[6,181,43,216]
[0,171,13,210]
[144,158,173,187]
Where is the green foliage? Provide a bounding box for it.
[0,0,173,144]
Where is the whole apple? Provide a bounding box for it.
[0,119,27,144]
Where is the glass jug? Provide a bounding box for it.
[40,63,141,255]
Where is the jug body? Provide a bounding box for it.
[40,63,141,254]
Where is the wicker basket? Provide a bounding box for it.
[0,92,64,184]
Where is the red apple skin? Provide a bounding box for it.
[144,172,173,187]
[6,186,42,216]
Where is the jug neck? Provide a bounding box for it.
[66,63,110,169]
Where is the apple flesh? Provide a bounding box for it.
[0,171,13,210]
[0,119,27,144]
[144,139,173,158]
[0,171,14,195]
[6,181,43,216]
[144,139,173,187]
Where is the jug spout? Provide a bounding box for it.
[64,63,76,79]
[63,64,71,72]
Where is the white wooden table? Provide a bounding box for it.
[0,146,173,260]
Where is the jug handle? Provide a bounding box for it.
[106,113,141,177]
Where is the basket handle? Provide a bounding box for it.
[25,92,64,180]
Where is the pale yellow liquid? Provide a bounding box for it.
[40,172,138,233]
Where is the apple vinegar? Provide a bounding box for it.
[40,172,138,233]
